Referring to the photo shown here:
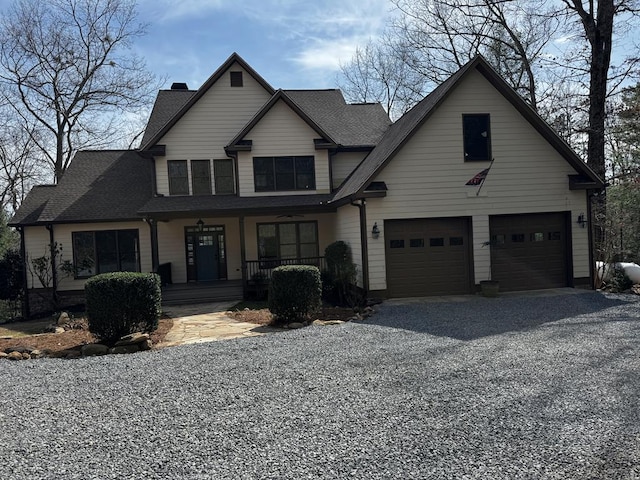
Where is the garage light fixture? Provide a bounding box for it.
[577,213,587,228]
[372,222,380,239]
[196,218,204,232]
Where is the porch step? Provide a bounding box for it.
[161,281,243,306]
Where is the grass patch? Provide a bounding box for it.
[0,318,53,338]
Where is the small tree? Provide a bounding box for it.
[323,241,358,307]
[28,242,74,310]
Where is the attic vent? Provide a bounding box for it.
[230,71,243,87]
[171,82,189,90]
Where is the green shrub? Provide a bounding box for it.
[323,241,358,307]
[607,264,633,292]
[268,265,321,324]
[85,272,161,343]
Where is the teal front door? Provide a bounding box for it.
[196,234,218,281]
[185,225,227,282]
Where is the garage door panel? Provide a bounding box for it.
[490,213,568,291]
[385,218,473,297]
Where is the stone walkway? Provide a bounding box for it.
[158,301,279,348]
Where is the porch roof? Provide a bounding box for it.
[138,193,336,219]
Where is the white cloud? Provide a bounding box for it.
[293,37,369,72]
[140,0,229,22]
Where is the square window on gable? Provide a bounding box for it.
[463,114,491,161]
[230,71,243,87]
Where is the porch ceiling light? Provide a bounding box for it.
[196,218,204,232]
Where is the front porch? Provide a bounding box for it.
[160,256,326,305]
[161,280,243,306]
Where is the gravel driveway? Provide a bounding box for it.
[2,291,639,479]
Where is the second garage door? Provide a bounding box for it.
[489,212,569,291]
[385,218,473,297]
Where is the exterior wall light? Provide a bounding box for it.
[577,213,587,228]
[196,218,204,232]
[372,222,380,239]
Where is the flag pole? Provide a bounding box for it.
[476,158,495,196]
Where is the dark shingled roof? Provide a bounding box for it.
[140,89,196,147]
[10,150,154,225]
[227,90,390,150]
[331,55,604,204]
[8,185,57,226]
[138,193,335,219]
[284,90,390,147]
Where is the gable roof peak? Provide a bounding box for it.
[140,52,274,151]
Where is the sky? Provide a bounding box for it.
[133,0,394,91]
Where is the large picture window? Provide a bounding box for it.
[253,156,315,192]
[257,222,318,264]
[72,229,140,278]
[463,114,491,161]
[168,160,189,195]
[191,160,212,195]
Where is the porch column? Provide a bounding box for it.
[147,218,159,272]
[239,216,247,288]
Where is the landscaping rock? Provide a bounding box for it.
[65,351,81,359]
[0,351,8,359]
[57,312,70,326]
[287,322,305,329]
[6,346,33,354]
[81,344,109,356]
[138,339,153,351]
[54,327,65,334]
[7,351,23,360]
[30,350,43,359]
[108,345,139,355]
[115,332,149,346]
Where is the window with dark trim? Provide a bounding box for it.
[257,222,318,265]
[463,114,491,161]
[214,159,235,194]
[230,71,243,87]
[168,160,189,195]
[191,160,212,195]
[253,156,315,192]
[72,229,140,278]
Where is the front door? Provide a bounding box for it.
[185,225,227,282]
[196,234,218,281]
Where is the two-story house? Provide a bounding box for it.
[10,53,603,315]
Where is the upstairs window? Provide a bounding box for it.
[463,114,491,161]
[230,71,243,87]
[214,159,235,194]
[168,160,189,195]
[253,156,315,192]
[191,160,212,195]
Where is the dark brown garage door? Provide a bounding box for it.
[385,218,473,297]
[489,212,569,291]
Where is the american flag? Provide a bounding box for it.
[465,168,490,186]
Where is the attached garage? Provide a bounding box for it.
[385,217,473,297]
[489,212,570,291]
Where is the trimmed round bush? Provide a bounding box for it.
[268,265,321,324]
[85,272,161,343]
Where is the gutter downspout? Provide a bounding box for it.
[587,189,597,289]
[144,218,159,272]
[17,226,30,319]
[350,198,369,296]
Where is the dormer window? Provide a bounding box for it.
[463,114,491,161]
[253,156,315,192]
[230,71,243,87]
[168,160,189,195]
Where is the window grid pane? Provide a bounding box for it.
[168,160,189,195]
[191,160,212,195]
[214,159,235,194]
[253,156,315,191]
